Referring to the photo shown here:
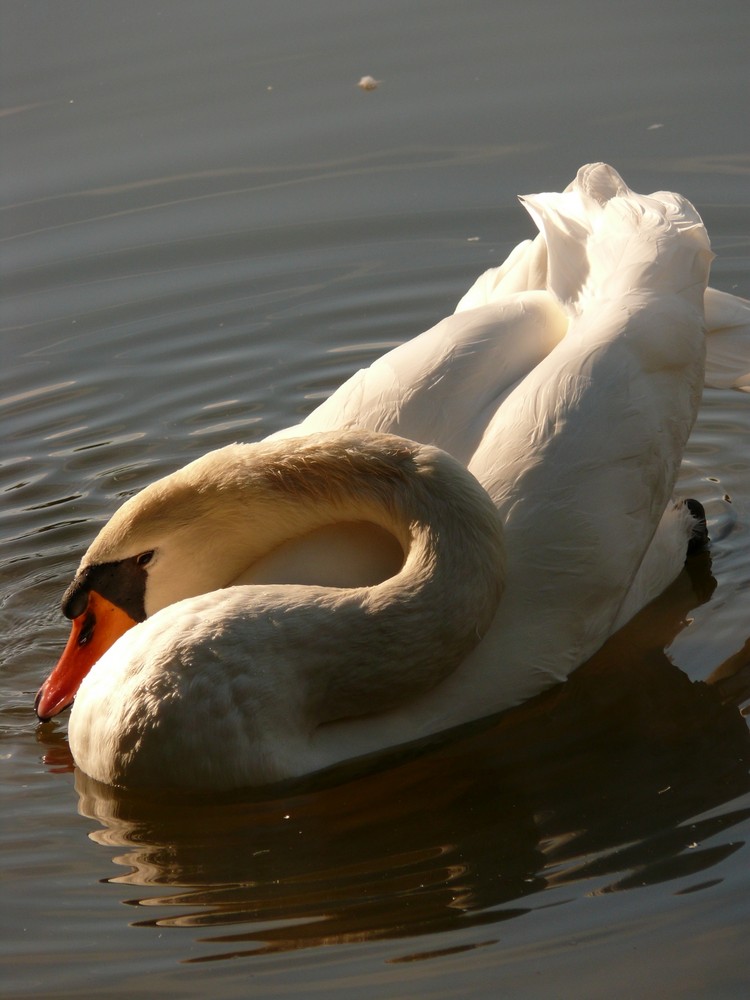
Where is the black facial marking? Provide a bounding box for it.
[61,554,151,622]
[61,578,90,619]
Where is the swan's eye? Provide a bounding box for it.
[135,550,154,568]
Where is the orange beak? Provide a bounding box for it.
[35,590,137,721]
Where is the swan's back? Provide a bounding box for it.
[272,292,567,465]
[457,165,710,699]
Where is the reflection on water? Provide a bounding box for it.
[39,551,749,965]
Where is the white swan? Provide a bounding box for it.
[34,164,748,790]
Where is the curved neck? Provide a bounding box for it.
[236,433,505,724]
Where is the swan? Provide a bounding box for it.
[34,163,747,790]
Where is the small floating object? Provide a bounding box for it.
[358,75,381,91]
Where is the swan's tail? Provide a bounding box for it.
[456,163,749,392]
[520,162,713,316]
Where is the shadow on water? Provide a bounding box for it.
[37,549,750,964]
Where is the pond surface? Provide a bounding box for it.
[1,2,749,997]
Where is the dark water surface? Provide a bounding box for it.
[2,2,749,997]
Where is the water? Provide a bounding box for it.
[1,1,749,996]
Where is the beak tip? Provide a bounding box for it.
[36,589,137,722]
[34,684,67,722]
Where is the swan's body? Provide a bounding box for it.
[35,163,749,790]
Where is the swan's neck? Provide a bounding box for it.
[94,434,503,622]
[211,434,506,722]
